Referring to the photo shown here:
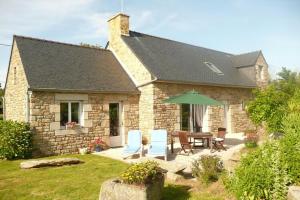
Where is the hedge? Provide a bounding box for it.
[0,120,32,159]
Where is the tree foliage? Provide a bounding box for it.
[0,84,3,98]
[246,67,300,133]
[229,88,300,199]
[79,42,102,49]
[0,120,32,159]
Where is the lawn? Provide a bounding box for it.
[0,154,128,200]
[0,154,233,200]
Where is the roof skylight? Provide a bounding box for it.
[204,62,224,75]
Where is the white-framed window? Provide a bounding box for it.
[60,101,83,127]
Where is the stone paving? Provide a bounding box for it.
[93,133,245,175]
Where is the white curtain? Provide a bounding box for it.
[194,105,207,131]
[195,105,202,128]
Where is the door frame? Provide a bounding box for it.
[108,102,124,147]
[223,101,231,133]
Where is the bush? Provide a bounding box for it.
[280,89,300,184]
[229,142,290,200]
[121,161,163,185]
[228,88,300,199]
[246,68,300,133]
[191,155,224,184]
[0,120,32,159]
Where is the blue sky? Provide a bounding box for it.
[0,0,299,86]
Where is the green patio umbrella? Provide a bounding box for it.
[163,90,223,106]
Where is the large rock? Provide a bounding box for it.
[166,172,183,182]
[99,177,165,200]
[20,158,82,169]
[139,157,186,173]
[288,186,300,200]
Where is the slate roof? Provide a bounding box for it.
[122,31,261,88]
[14,36,138,93]
[231,51,262,68]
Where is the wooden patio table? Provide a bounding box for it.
[170,131,213,153]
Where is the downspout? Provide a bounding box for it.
[27,91,32,123]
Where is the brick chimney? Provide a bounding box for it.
[108,13,129,45]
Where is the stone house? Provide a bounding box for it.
[3,13,269,155]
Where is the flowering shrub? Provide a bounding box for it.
[66,122,77,129]
[89,137,108,151]
[0,120,32,159]
[121,161,162,185]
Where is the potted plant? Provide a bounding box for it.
[99,161,165,200]
[244,129,258,148]
[91,137,109,152]
[142,136,148,146]
[78,146,88,155]
[66,122,77,130]
[141,136,148,156]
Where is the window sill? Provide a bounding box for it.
[55,127,88,136]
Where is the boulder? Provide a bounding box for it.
[20,158,82,169]
[99,177,164,200]
[139,157,186,173]
[288,186,300,200]
[166,172,183,182]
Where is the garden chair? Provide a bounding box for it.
[122,130,142,159]
[147,129,168,161]
[212,128,227,151]
[178,131,194,155]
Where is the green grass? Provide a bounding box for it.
[0,154,233,200]
[0,154,128,200]
[162,182,234,200]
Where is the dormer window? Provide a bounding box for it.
[258,65,264,79]
[204,62,224,75]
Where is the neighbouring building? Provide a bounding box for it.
[4,13,269,155]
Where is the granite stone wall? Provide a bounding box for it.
[152,82,255,135]
[4,41,28,121]
[30,91,139,155]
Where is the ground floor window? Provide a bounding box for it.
[181,104,190,131]
[60,102,81,126]
[181,104,208,132]
[109,103,119,136]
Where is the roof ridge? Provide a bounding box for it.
[13,35,109,52]
[234,50,261,57]
[128,31,234,56]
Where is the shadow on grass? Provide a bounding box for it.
[162,184,191,200]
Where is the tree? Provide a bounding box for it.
[79,43,102,49]
[0,84,3,119]
[246,67,300,133]
[0,83,3,97]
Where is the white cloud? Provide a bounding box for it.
[70,12,114,41]
[0,0,100,83]
[0,0,95,41]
